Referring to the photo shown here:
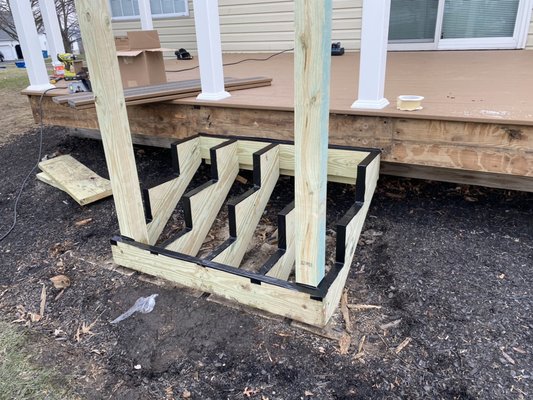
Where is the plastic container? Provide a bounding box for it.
[53,62,65,77]
[15,61,25,68]
[397,95,424,111]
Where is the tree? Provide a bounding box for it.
[0,0,79,53]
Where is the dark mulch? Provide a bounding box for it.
[0,127,532,400]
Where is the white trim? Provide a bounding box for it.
[196,91,231,101]
[39,0,65,59]
[438,37,519,50]
[516,0,533,48]
[351,98,390,110]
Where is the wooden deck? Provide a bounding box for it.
[27,50,533,191]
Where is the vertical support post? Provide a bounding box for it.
[74,0,149,244]
[139,0,154,30]
[294,1,332,287]
[9,0,54,92]
[39,0,65,60]
[351,0,391,109]
[192,0,230,101]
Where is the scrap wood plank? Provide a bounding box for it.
[38,155,112,206]
[60,77,272,109]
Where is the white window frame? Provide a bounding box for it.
[109,0,189,22]
[388,0,533,51]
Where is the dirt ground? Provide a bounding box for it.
[0,120,531,399]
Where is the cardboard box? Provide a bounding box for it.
[114,30,171,88]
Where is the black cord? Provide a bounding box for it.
[0,86,58,243]
[165,48,294,73]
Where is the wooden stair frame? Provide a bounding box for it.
[75,0,380,327]
[111,133,380,327]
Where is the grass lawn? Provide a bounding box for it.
[0,322,73,399]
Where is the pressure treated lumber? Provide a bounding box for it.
[38,155,112,205]
[165,140,239,255]
[36,171,62,190]
[145,137,202,244]
[111,239,325,326]
[199,136,369,184]
[265,205,295,281]
[324,153,380,322]
[294,1,332,286]
[74,0,149,243]
[212,144,280,267]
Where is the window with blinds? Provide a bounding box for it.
[441,0,520,39]
[110,0,188,18]
[389,0,439,43]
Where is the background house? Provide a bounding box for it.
[0,14,49,61]
[109,0,533,55]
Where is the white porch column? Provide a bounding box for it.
[9,0,54,91]
[192,0,230,101]
[351,0,391,109]
[39,0,65,60]
[139,0,154,30]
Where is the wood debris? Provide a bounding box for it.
[340,290,352,333]
[379,319,402,331]
[347,304,382,311]
[50,274,71,289]
[39,283,47,317]
[75,218,93,226]
[395,337,412,354]
[501,349,516,364]
[338,332,351,355]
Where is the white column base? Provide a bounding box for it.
[196,91,231,101]
[351,98,389,110]
[24,83,56,93]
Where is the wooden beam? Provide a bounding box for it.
[211,144,280,267]
[165,140,239,255]
[264,204,295,281]
[145,138,202,244]
[294,1,332,286]
[74,0,149,243]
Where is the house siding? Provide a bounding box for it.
[111,0,533,55]
[111,0,362,56]
[527,11,533,48]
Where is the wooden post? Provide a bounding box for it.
[192,0,230,101]
[294,1,332,287]
[9,0,55,92]
[74,0,149,243]
[138,0,154,30]
[39,0,65,60]
[351,0,391,109]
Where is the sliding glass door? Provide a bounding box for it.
[388,0,532,50]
